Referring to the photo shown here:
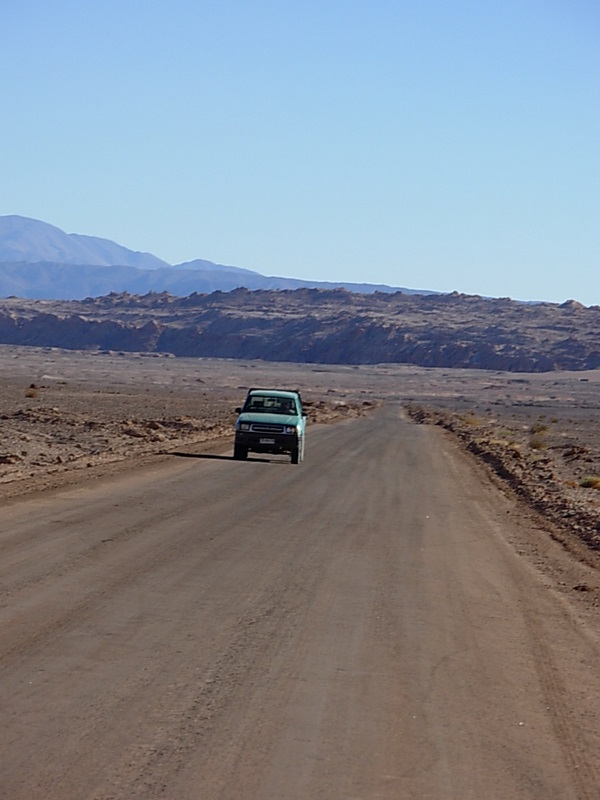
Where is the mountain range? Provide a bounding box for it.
[0,215,428,300]
[3,216,599,373]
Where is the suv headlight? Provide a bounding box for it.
[284,425,297,434]
[237,422,250,431]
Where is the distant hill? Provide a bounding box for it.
[0,215,169,269]
[0,215,431,300]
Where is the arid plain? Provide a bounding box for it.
[1,343,599,561]
[3,344,600,798]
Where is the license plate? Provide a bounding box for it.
[260,437,275,444]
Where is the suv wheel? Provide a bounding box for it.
[234,444,248,460]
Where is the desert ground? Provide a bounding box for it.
[1,345,599,544]
[0,346,380,500]
[2,344,600,598]
[2,345,600,798]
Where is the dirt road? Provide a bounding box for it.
[1,407,600,799]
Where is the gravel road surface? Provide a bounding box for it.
[2,407,600,799]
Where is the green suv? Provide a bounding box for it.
[233,388,306,464]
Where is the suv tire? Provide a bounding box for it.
[233,444,248,460]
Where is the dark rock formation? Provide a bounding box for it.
[0,288,599,372]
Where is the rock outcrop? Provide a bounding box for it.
[0,288,599,372]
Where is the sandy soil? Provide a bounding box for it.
[1,345,599,554]
[2,347,600,797]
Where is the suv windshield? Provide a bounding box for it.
[243,395,297,415]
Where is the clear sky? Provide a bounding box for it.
[2,1,599,304]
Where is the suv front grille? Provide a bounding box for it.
[251,423,285,434]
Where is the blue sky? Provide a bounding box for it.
[2,1,599,304]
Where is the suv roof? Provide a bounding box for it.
[246,388,301,399]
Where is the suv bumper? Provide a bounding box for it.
[235,431,299,455]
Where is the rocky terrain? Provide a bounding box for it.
[403,370,600,563]
[1,345,599,567]
[0,346,379,500]
[0,288,599,371]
